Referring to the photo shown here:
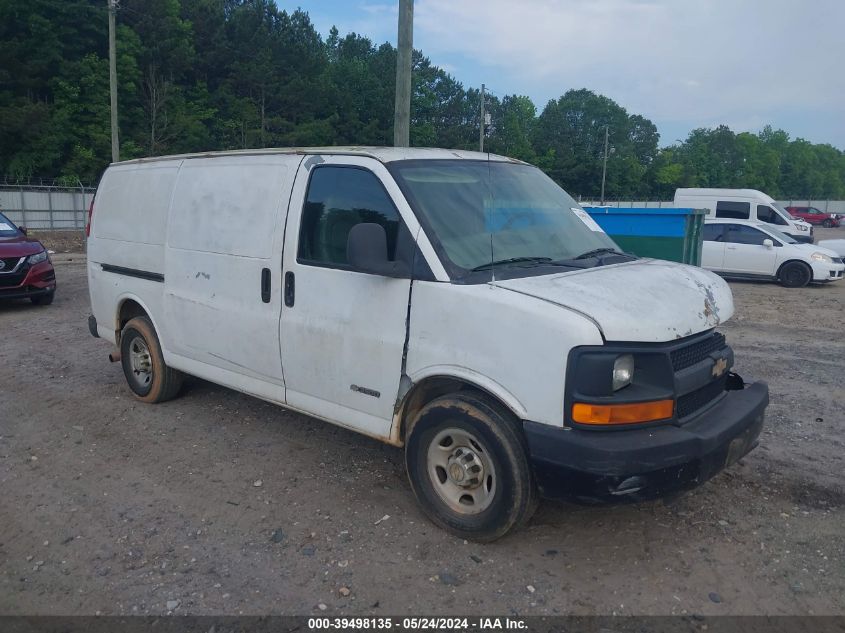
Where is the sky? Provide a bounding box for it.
[273,0,845,149]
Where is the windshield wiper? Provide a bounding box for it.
[471,256,553,272]
[572,247,631,260]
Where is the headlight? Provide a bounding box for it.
[612,354,634,391]
[797,224,809,231]
[811,252,833,263]
[28,250,48,265]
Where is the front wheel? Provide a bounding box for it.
[779,261,812,288]
[822,219,833,228]
[120,316,183,403]
[405,393,537,542]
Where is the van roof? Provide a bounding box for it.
[675,188,772,199]
[112,146,524,167]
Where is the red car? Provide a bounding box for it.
[0,211,57,305]
[786,206,841,228]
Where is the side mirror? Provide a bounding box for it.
[763,239,774,249]
[346,223,410,278]
[19,226,27,235]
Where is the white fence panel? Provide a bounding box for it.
[0,186,95,230]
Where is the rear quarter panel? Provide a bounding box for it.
[88,162,181,341]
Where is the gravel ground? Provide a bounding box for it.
[1,230,843,616]
[25,230,86,254]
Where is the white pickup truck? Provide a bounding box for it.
[87,147,769,541]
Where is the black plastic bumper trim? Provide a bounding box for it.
[88,314,100,338]
[523,381,769,504]
[0,286,54,300]
[101,264,164,283]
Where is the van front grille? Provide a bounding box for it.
[676,375,727,419]
[670,332,726,371]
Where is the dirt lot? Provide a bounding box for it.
[1,231,843,616]
[25,230,86,255]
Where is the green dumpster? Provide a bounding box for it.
[583,207,705,266]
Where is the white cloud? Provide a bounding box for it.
[412,0,845,142]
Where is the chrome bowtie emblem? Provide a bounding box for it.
[712,357,728,378]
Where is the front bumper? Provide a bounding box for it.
[0,260,56,300]
[793,234,814,244]
[523,381,769,504]
[810,262,845,282]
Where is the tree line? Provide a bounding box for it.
[2,0,844,199]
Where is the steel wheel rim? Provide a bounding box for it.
[786,266,805,286]
[128,337,153,389]
[426,427,497,515]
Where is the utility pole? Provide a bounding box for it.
[393,0,413,148]
[600,125,609,205]
[108,0,120,162]
[479,83,485,152]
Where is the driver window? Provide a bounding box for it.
[725,224,767,246]
[757,205,787,225]
[702,224,724,242]
[298,166,402,267]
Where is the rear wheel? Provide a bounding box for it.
[405,392,537,542]
[31,291,54,306]
[120,316,183,403]
[779,261,812,288]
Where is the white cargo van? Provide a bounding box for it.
[674,188,813,243]
[87,148,769,541]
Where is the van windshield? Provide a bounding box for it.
[389,160,620,279]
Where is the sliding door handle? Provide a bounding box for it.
[284,271,295,307]
[261,268,271,303]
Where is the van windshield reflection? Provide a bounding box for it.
[389,160,626,278]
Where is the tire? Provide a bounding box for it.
[822,219,833,228]
[31,291,54,305]
[120,316,183,403]
[405,392,538,542]
[779,261,812,288]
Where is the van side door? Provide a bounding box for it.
[163,155,295,393]
[715,200,751,220]
[279,156,423,439]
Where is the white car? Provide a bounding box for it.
[702,219,844,287]
[818,238,845,259]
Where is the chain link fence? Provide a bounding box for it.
[578,197,845,215]
[0,184,96,231]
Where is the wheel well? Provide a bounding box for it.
[397,376,518,443]
[116,299,149,339]
[777,259,812,279]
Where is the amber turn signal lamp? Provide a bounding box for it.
[572,399,674,425]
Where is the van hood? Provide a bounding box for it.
[492,260,734,343]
